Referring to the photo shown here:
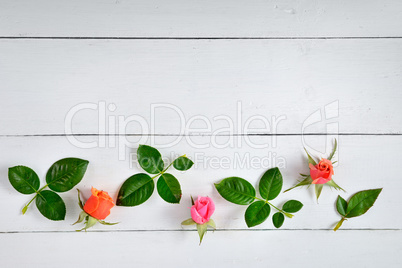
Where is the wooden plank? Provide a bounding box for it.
[0,230,400,267]
[0,39,401,135]
[1,0,402,37]
[0,135,398,232]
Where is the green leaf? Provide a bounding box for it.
[283,176,313,193]
[315,184,323,201]
[137,145,164,174]
[214,177,256,205]
[197,223,208,245]
[328,139,337,161]
[259,167,283,201]
[304,148,318,166]
[345,188,382,218]
[173,156,194,171]
[35,190,66,221]
[336,195,348,216]
[244,201,270,228]
[8,166,40,194]
[116,173,154,206]
[272,212,285,228]
[157,173,182,203]
[181,218,196,225]
[282,200,303,213]
[46,158,89,192]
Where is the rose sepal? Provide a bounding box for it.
[73,211,87,225]
[98,220,119,226]
[181,218,196,225]
[326,179,345,192]
[283,176,313,193]
[196,219,216,245]
[206,219,216,229]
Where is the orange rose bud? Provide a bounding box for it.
[83,187,115,220]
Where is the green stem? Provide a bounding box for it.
[334,217,346,231]
[151,155,186,180]
[161,162,174,173]
[163,154,185,173]
[151,173,162,180]
[37,184,48,192]
[22,195,36,214]
[254,197,294,218]
[22,184,49,214]
[267,201,294,218]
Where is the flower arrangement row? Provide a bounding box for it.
[8,141,382,244]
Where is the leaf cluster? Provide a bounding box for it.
[8,158,89,220]
[334,188,382,231]
[117,145,193,206]
[215,167,303,228]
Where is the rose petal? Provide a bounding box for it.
[84,188,115,220]
[197,204,208,218]
[83,194,99,215]
[206,198,215,220]
[191,205,206,224]
[89,196,115,220]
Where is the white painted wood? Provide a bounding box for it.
[1,39,401,135]
[0,230,400,267]
[1,0,402,37]
[0,135,398,232]
[1,1,401,266]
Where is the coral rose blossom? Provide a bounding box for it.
[191,196,215,224]
[83,187,115,220]
[309,158,334,184]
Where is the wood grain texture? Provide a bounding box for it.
[1,135,398,232]
[1,39,401,135]
[1,0,402,38]
[0,231,401,267]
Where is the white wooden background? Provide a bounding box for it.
[1,1,402,267]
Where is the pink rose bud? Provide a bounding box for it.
[310,158,334,184]
[191,196,215,224]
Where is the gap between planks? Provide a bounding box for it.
[1,36,402,40]
[0,133,401,137]
[0,228,400,234]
